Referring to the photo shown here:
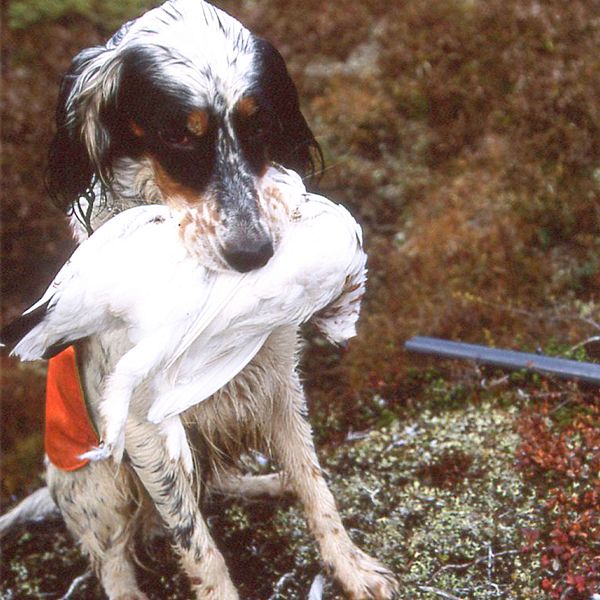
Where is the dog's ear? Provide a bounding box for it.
[254,38,324,182]
[46,45,121,214]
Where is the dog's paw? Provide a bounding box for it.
[332,549,399,600]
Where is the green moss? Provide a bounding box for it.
[313,397,543,598]
[7,0,157,31]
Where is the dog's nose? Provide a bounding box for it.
[223,239,274,272]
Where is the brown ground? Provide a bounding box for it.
[1,1,599,598]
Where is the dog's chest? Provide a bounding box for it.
[182,325,300,461]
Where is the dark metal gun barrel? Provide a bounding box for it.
[405,336,600,385]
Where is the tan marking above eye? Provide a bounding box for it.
[130,121,145,137]
[236,96,259,119]
[186,110,209,137]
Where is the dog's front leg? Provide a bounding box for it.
[124,418,239,600]
[270,375,399,600]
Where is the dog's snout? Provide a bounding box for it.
[224,239,274,272]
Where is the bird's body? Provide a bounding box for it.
[8,167,366,469]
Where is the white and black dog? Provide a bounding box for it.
[2,1,399,598]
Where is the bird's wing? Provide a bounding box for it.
[303,196,367,344]
[164,271,247,370]
[148,332,269,422]
[4,205,174,360]
[6,253,108,360]
[259,191,367,345]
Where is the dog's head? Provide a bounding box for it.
[47,0,322,272]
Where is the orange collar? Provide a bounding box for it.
[45,346,99,471]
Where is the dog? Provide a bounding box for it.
[5,168,368,473]
[2,1,399,598]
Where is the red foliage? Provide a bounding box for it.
[517,395,600,598]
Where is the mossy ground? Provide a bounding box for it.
[2,376,547,600]
[1,0,599,598]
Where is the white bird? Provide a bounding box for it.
[2,167,367,472]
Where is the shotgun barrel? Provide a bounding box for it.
[404,336,600,385]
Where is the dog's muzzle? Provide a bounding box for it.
[222,237,274,272]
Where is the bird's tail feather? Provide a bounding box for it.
[1,301,76,360]
[0,301,52,357]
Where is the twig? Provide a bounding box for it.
[361,485,381,505]
[418,585,464,600]
[480,374,510,389]
[487,543,493,582]
[559,586,574,600]
[455,293,600,332]
[568,335,600,354]
[268,571,294,599]
[549,398,573,414]
[575,316,600,333]
[58,570,93,600]
[431,549,520,580]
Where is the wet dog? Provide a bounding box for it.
[1,2,399,598]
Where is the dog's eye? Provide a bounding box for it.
[158,127,194,150]
[241,113,272,142]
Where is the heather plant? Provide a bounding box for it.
[517,392,600,599]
